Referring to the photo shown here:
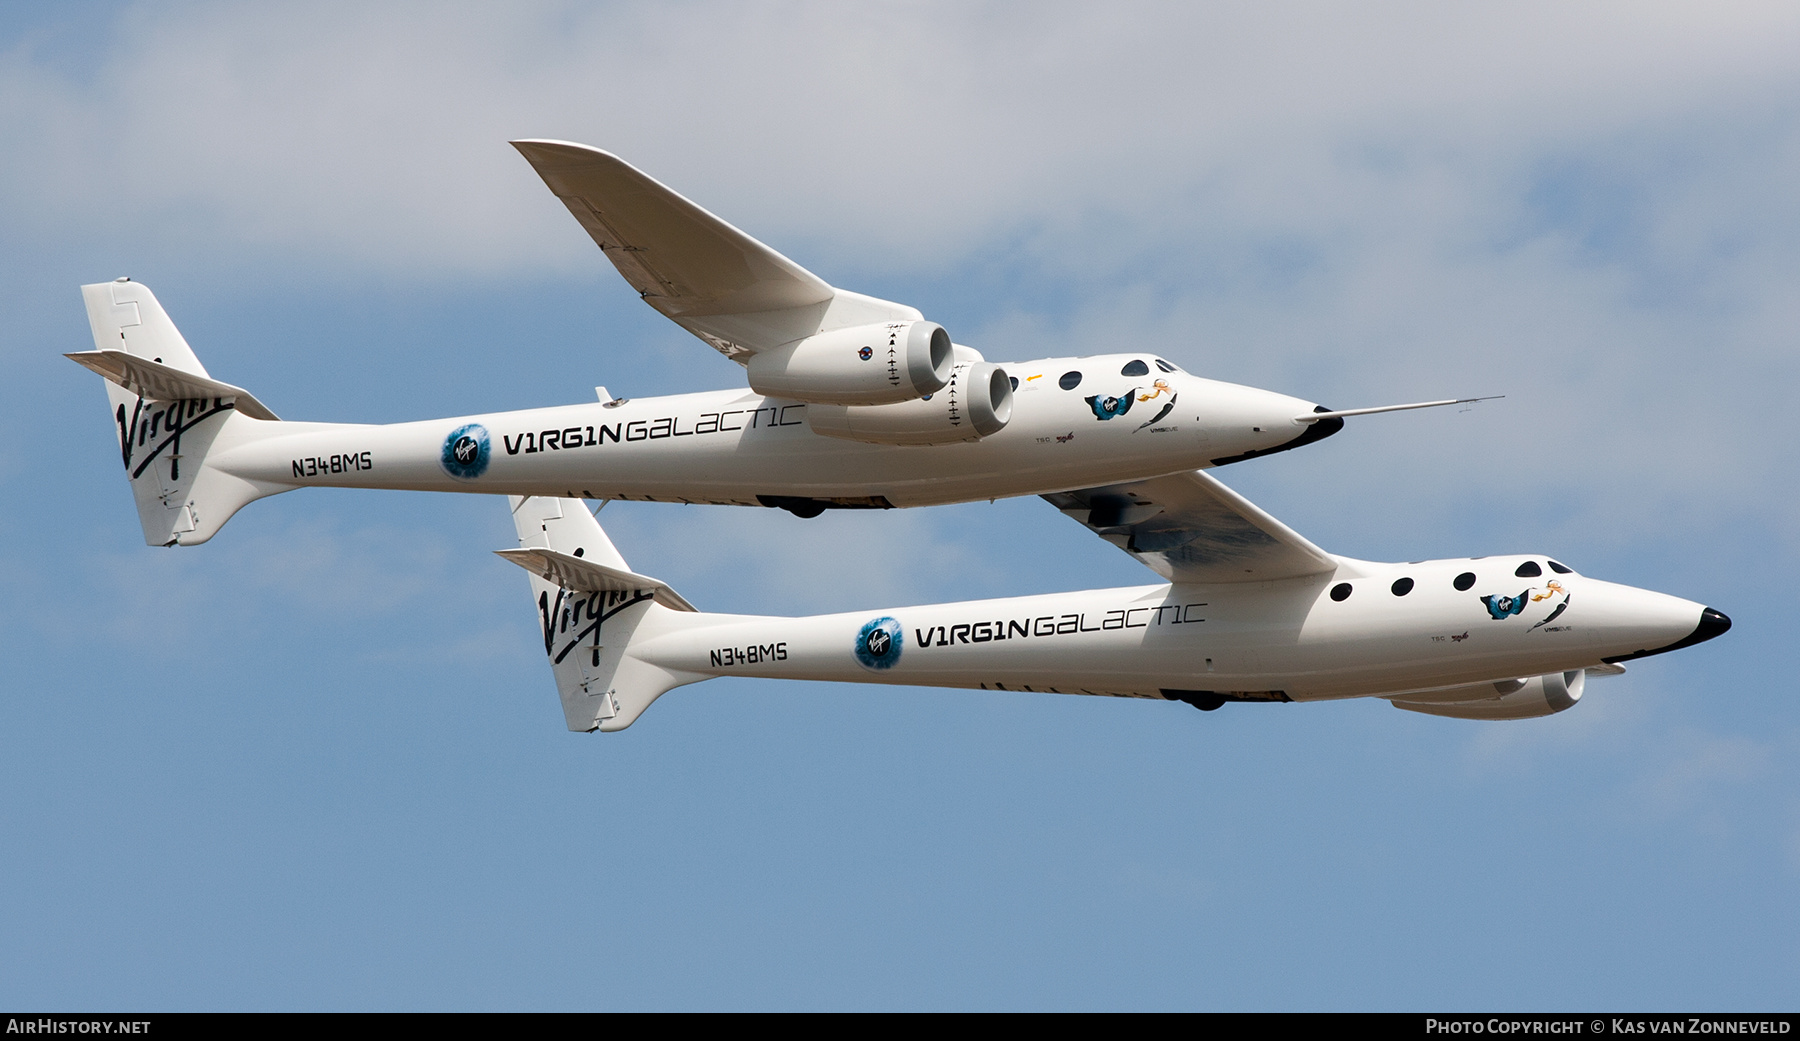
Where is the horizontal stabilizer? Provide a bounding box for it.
[66,349,280,421]
[494,547,697,613]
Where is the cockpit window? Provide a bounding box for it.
[1154,359,1180,373]
[1515,560,1542,578]
[1547,560,1573,574]
[1059,371,1082,390]
[1120,359,1150,377]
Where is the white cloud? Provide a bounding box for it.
[13,2,1799,579]
[6,2,1799,270]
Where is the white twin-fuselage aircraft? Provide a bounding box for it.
[70,141,1472,546]
[500,477,1729,730]
[72,139,1728,730]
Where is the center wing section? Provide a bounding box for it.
[513,140,920,359]
[1043,470,1337,584]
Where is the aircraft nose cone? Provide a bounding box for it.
[1603,603,1733,664]
[1208,401,1344,467]
[1692,607,1732,645]
[1297,405,1346,445]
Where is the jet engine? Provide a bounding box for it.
[1387,669,1585,720]
[746,321,954,405]
[806,362,1014,446]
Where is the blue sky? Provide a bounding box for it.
[2,2,1796,1010]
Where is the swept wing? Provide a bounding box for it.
[1043,470,1337,583]
[513,140,920,359]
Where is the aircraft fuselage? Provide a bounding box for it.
[564,554,1721,718]
[206,358,1330,510]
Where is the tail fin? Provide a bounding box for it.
[498,496,711,732]
[71,279,289,545]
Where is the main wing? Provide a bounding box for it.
[513,140,920,359]
[1044,470,1337,583]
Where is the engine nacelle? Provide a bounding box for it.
[1388,670,1586,720]
[746,321,954,405]
[806,362,1013,446]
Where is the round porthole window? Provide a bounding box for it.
[1453,572,1476,591]
[1330,583,1353,602]
[1120,359,1149,377]
[1391,577,1414,596]
[1059,371,1082,390]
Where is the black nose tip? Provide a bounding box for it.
[1207,408,1343,468]
[1602,606,1733,664]
[1692,607,1732,645]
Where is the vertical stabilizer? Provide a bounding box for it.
[504,497,710,732]
[82,278,210,376]
[73,280,289,545]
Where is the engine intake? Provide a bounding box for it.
[747,321,954,405]
[807,362,1013,446]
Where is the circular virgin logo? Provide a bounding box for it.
[854,616,903,671]
[440,422,490,480]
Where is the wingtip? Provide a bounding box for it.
[509,139,623,164]
[65,350,118,376]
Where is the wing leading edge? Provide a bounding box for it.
[512,140,920,359]
[1043,470,1337,584]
